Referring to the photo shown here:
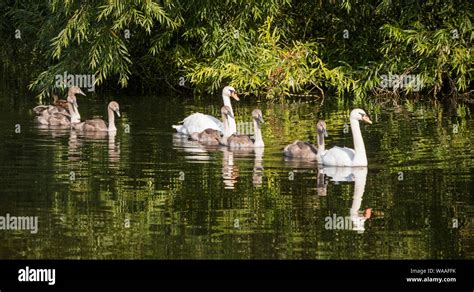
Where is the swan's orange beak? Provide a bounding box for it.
[231,91,239,101]
[362,115,372,124]
[363,208,372,219]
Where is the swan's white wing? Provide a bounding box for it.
[173,113,223,135]
[323,167,355,181]
[322,146,355,167]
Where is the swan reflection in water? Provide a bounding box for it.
[172,133,264,189]
[322,166,372,233]
[283,158,328,196]
[172,133,220,162]
[221,147,264,189]
[253,147,264,187]
[222,148,238,189]
[68,130,120,164]
[35,124,71,139]
[285,159,372,232]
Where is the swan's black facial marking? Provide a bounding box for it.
[359,112,369,120]
[228,88,240,101]
[359,111,373,124]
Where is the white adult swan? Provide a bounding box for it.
[283,120,327,163]
[322,108,372,167]
[172,86,239,136]
[189,106,234,145]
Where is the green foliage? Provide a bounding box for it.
[3,0,178,99]
[186,17,353,98]
[0,0,472,101]
[380,16,472,96]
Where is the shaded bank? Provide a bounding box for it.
[0,0,472,102]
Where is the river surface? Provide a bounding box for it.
[0,89,472,259]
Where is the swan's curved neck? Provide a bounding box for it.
[67,102,80,123]
[223,95,236,134]
[350,119,367,163]
[222,112,231,136]
[108,107,116,132]
[317,131,325,153]
[220,112,230,145]
[67,92,81,121]
[67,102,74,116]
[222,95,231,107]
[253,119,264,147]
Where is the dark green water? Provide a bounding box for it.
[0,90,472,259]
